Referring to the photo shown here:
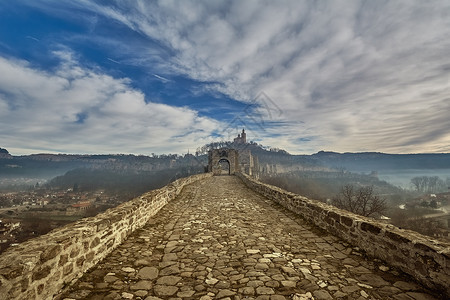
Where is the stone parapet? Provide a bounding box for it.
[0,173,212,300]
[237,172,450,296]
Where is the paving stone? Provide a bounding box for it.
[256,287,275,295]
[130,280,152,290]
[255,263,270,270]
[265,280,280,288]
[138,267,158,280]
[271,274,285,281]
[361,290,371,298]
[95,282,108,289]
[159,261,177,268]
[280,280,296,287]
[394,281,421,291]
[153,285,178,296]
[166,241,178,248]
[134,290,148,297]
[342,285,360,293]
[292,292,314,300]
[239,286,255,295]
[104,275,120,283]
[156,275,181,285]
[215,281,231,289]
[406,292,437,300]
[247,249,261,254]
[177,290,196,297]
[121,292,134,299]
[134,259,151,266]
[313,290,333,300]
[56,176,440,300]
[121,267,136,273]
[215,289,236,298]
[162,253,178,261]
[205,278,218,285]
[247,271,265,277]
[358,274,389,287]
[159,265,180,276]
[230,274,244,281]
[248,280,264,287]
[333,291,347,298]
[377,285,402,296]
[393,294,416,300]
[104,291,121,300]
[281,266,297,275]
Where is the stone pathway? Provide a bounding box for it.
[57,176,441,300]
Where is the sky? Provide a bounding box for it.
[0,1,449,155]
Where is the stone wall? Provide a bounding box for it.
[0,173,212,300]
[237,172,450,296]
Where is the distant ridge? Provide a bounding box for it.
[2,144,450,180]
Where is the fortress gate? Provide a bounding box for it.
[208,148,240,175]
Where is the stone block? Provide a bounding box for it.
[340,216,353,227]
[0,264,25,280]
[62,262,73,276]
[59,254,68,267]
[360,222,381,234]
[328,211,340,221]
[90,237,100,248]
[32,265,52,281]
[385,231,409,244]
[69,247,80,258]
[85,251,95,262]
[40,244,62,263]
[76,256,85,267]
[413,242,434,253]
[95,219,111,232]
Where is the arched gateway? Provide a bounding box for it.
[208,148,240,175]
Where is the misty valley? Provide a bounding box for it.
[1,145,450,254]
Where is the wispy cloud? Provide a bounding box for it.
[153,74,170,83]
[0,53,221,154]
[71,0,450,153]
[25,35,40,42]
[106,57,120,64]
[3,0,450,154]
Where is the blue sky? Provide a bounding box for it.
[0,1,449,155]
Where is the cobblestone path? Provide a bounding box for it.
[58,176,440,300]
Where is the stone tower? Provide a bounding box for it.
[241,128,246,143]
[233,128,247,144]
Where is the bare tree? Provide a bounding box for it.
[411,176,446,193]
[411,176,428,193]
[332,185,387,217]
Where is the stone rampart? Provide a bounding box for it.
[237,172,450,296]
[0,173,212,300]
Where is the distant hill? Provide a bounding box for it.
[1,144,449,191]
[310,151,450,171]
[0,149,207,190]
[197,142,450,172]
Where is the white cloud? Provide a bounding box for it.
[83,0,449,153]
[0,54,220,155]
[6,0,450,154]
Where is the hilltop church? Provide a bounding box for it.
[233,129,247,144]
